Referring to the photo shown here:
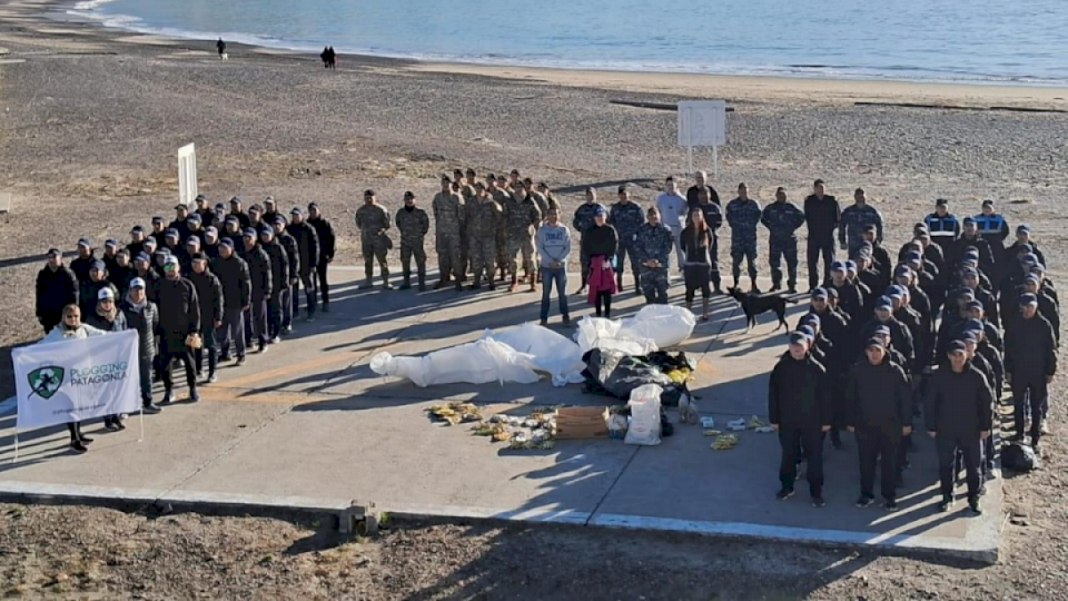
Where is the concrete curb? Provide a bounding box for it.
[0,481,995,564]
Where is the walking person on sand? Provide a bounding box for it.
[217,38,226,60]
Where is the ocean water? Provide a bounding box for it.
[67,0,1068,84]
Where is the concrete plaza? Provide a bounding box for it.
[0,265,1000,563]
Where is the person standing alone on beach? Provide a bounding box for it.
[217,38,226,59]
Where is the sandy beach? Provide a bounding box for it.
[1,0,1068,598]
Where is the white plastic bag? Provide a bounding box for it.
[482,323,585,386]
[574,316,658,356]
[625,383,663,446]
[619,304,696,349]
[369,338,541,387]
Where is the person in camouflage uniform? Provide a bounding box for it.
[355,189,392,289]
[466,182,504,290]
[524,178,552,219]
[839,188,884,258]
[760,187,806,293]
[395,191,430,291]
[609,183,646,293]
[489,175,511,282]
[726,183,762,292]
[535,182,561,215]
[573,187,608,294]
[634,207,674,304]
[433,175,465,290]
[457,177,475,280]
[505,182,542,292]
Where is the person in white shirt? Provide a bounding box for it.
[655,176,687,273]
[41,304,107,454]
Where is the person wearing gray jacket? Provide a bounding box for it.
[536,207,572,326]
[121,278,162,414]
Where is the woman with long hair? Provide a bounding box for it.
[583,207,618,317]
[41,304,107,453]
[682,207,714,321]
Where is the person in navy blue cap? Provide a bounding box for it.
[959,267,998,329]
[1006,224,1046,271]
[157,254,200,405]
[213,238,251,366]
[127,225,149,259]
[307,202,336,311]
[170,204,191,241]
[949,218,995,278]
[845,337,911,511]
[973,199,1010,255]
[860,296,915,369]
[827,261,864,327]
[861,224,892,290]
[70,237,95,285]
[1005,293,1057,448]
[769,330,831,507]
[288,206,321,318]
[242,226,273,354]
[36,248,79,334]
[272,216,300,333]
[229,196,251,229]
[923,198,960,254]
[1015,274,1060,344]
[259,225,289,344]
[926,339,992,514]
[79,260,117,316]
[803,179,841,292]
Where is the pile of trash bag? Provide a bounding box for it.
[580,348,695,407]
[369,305,696,389]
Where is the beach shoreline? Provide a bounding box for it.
[25,0,1068,107]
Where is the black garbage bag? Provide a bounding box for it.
[581,348,685,404]
[1002,442,1039,473]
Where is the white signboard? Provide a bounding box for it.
[178,143,198,208]
[677,100,727,178]
[677,100,726,147]
[13,330,140,431]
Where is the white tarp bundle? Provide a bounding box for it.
[482,323,585,387]
[369,306,695,388]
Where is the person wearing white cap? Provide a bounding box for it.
[121,277,162,413]
[157,254,201,404]
[84,287,130,431]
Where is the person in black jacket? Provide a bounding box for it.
[132,252,161,304]
[582,208,618,318]
[769,332,831,507]
[127,226,149,259]
[308,202,336,311]
[36,249,79,334]
[925,340,993,514]
[70,238,96,285]
[213,239,251,365]
[121,277,161,413]
[189,254,224,383]
[846,338,911,511]
[288,207,321,320]
[242,228,273,354]
[259,226,290,343]
[273,217,300,333]
[1005,293,1058,449]
[681,207,716,320]
[80,261,118,316]
[803,179,841,291]
[84,287,130,431]
[157,255,201,405]
[859,297,915,369]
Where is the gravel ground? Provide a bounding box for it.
[1,2,1068,599]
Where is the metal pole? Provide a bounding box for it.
[688,146,694,178]
[713,145,719,180]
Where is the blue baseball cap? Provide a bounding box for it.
[788,332,810,346]
[1019,293,1038,305]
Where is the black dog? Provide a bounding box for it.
[727,287,798,331]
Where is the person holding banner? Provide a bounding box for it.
[85,288,130,431]
[157,255,201,405]
[121,278,162,414]
[42,304,107,453]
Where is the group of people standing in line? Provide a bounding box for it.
[35,195,337,453]
[766,192,1057,517]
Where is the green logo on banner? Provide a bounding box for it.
[27,366,64,400]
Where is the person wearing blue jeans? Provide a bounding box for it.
[536,208,572,326]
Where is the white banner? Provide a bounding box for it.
[178,142,198,208]
[13,330,141,431]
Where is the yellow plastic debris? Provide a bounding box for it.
[748,415,767,429]
[702,429,722,436]
[711,434,739,450]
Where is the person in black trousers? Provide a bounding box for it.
[36,248,79,334]
[681,207,715,321]
[925,340,993,514]
[582,208,618,318]
[769,331,832,507]
[242,228,273,353]
[846,338,912,511]
[157,255,201,405]
[803,179,841,291]
[1004,292,1057,450]
[308,203,336,311]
